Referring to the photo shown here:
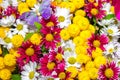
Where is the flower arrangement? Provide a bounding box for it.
[0,0,120,80]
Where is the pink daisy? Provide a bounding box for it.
[88,34,109,54]
[39,54,57,76]
[85,1,106,19]
[40,26,61,49]
[17,41,41,68]
[49,47,65,63]
[99,62,120,80]
[40,15,58,28]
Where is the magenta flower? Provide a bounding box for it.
[40,26,61,49]
[88,34,109,54]
[17,41,41,69]
[99,62,120,80]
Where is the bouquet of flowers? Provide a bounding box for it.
[0,0,120,80]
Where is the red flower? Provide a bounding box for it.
[17,41,41,68]
[88,34,109,54]
[99,62,120,80]
[85,1,106,19]
[41,26,61,49]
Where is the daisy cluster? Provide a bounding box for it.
[0,0,120,80]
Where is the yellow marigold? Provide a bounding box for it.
[94,56,107,68]
[77,54,91,64]
[9,48,20,57]
[87,24,95,34]
[0,27,9,39]
[26,0,37,8]
[0,69,11,80]
[0,57,5,69]
[4,54,16,67]
[60,29,70,41]
[77,17,90,30]
[92,47,103,59]
[30,33,42,45]
[65,2,76,13]
[80,30,92,41]
[73,36,84,46]
[75,10,86,16]
[85,61,95,70]
[72,0,85,9]
[0,0,3,3]
[11,34,24,48]
[75,46,87,55]
[88,68,98,79]
[78,71,90,80]
[66,66,78,78]
[68,24,80,37]
[73,15,82,24]
[110,6,114,13]
[18,2,30,15]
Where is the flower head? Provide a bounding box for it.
[99,62,120,80]
[17,41,41,68]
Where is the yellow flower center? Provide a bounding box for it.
[58,72,66,79]
[4,37,11,43]
[104,68,114,78]
[68,57,76,64]
[29,71,35,79]
[55,53,63,61]
[25,47,34,56]
[107,29,113,34]
[91,8,98,16]
[45,34,54,42]
[46,22,54,27]
[93,40,100,47]
[109,48,114,53]
[58,16,65,22]
[88,0,94,3]
[0,0,2,3]
[17,24,23,31]
[47,62,55,70]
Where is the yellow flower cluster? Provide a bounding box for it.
[0,53,16,80]
[59,1,107,79]
[18,0,37,14]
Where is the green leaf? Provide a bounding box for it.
[93,18,96,26]
[34,22,42,31]
[11,74,21,80]
[2,46,9,56]
[104,14,115,20]
[24,33,34,41]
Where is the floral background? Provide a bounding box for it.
[0,0,120,80]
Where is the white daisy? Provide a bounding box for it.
[63,50,81,68]
[32,4,41,16]
[21,61,39,80]
[55,7,72,28]
[12,19,29,37]
[104,42,116,58]
[102,3,112,14]
[61,40,75,52]
[98,19,115,26]
[0,15,15,27]
[0,0,10,9]
[100,25,120,36]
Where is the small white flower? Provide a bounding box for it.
[21,61,39,80]
[12,19,29,37]
[100,25,120,36]
[0,0,10,9]
[55,7,72,28]
[0,15,15,27]
[9,0,18,6]
[32,4,41,16]
[102,3,112,14]
[63,51,81,68]
[98,19,115,26]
